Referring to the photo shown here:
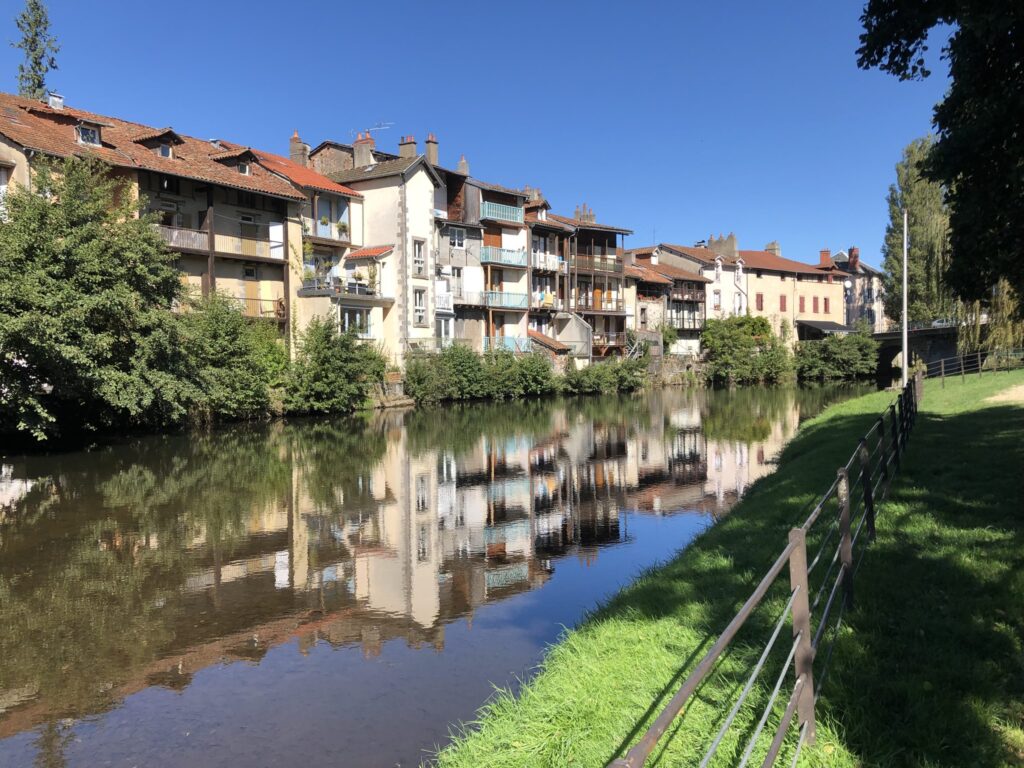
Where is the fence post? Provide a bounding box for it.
[961,354,965,382]
[876,416,890,494]
[889,403,901,472]
[978,350,983,377]
[858,439,876,541]
[896,393,906,456]
[837,468,854,610]
[941,358,945,388]
[915,370,924,416]
[787,527,816,746]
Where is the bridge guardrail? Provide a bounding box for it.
[609,372,924,768]
[923,347,1024,386]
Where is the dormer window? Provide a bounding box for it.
[237,161,251,175]
[158,143,172,158]
[76,125,101,146]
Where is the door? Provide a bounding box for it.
[244,266,260,316]
[489,268,503,292]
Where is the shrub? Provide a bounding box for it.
[516,353,557,397]
[702,316,793,385]
[284,316,386,415]
[796,324,879,381]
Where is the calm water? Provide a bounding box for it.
[0,386,866,768]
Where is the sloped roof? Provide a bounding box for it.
[548,212,633,235]
[473,178,528,199]
[526,210,575,232]
[345,245,394,259]
[0,92,304,200]
[625,264,672,285]
[737,249,831,276]
[330,156,421,183]
[251,148,362,198]
[528,329,570,353]
[644,260,711,283]
[661,244,720,265]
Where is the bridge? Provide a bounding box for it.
[872,321,980,385]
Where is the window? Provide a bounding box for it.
[756,270,763,279]
[713,290,722,310]
[813,296,820,314]
[640,307,648,329]
[532,233,548,253]
[415,474,428,512]
[76,125,100,146]
[799,296,806,313]
[237,161,251,175]
[413,240,425,275]
[414,288,427,325]
[449,227,465,249]
[158,143,172,158]
[824,297,830,314]
[755,293,764,311]
[780,295,787,312]
[243,265,258,280]
[158,175,180,195]
[341,307,371,336]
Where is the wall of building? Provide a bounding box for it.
[0,136,29,189]
[747,271,845,342]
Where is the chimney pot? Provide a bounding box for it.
[289,130,309,167]
[425,132,439,166]
[456,154,469,175]
[46,91,63,110]
[819,248,832,267]
[354,131,376,167]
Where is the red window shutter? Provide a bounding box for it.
[780,295,787,312]
[756,293,764,311]
[824,297,830,314]
[799,296,805,313]
[813,297,819,314]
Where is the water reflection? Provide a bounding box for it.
[0,386,865,767]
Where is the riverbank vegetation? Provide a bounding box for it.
[0,157,386,444]
[403,345,646,405]
[794,323,879,382]
[701,316,792,386]
[432,370,1024,768]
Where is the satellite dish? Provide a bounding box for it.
[843,279,853,289]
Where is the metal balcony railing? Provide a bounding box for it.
[480,201,524,223]
[453,291,486,306]
[531,253,565,272]
[666,315,705,330]
[486,291,529,309]
[435,292,454,312]
[484,336,532,353]
[592,332,627,346]
[232,296,286,320]
[480,245,528,267]
[671,289,707,302]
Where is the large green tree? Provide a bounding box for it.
[11,0,59,99]
[858,0,1024,307]
[881,136,954,323]
[0,157,193,441]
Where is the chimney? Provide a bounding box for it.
[425,132,438,166]
[849,246,860,271]
[46,91,63,110]
[289,130,309,167]
[819,248,832,267]
[765,240,781,257]
[398,134,417,159]
[456,154,469,175]
[354,131,376,167]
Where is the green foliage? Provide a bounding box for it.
[881,136,955,323]
[12,0,59,99]
[561,357,646,396]
[660,324,678,349]
[701,316,793,385]
[795,324,880,382]
[858,1,1024,308]
[0,157,191,440]
[284,316,385,415]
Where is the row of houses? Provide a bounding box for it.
[0,91,886,364]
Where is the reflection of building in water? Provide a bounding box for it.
[0,388,823,741]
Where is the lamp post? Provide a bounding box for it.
[902,209,909,387]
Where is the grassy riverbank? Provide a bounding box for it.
[431,369,1024,768]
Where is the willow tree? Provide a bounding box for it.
[881,136,954,324]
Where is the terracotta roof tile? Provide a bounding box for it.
[0,92,304,200]
[330,156,420,183]
[251,149,362,198]
[528,329,569,352]
[737,250,828,276]
[345,245,394,259]
[646,261,711,283]
[548,212,633,235]
[625,264,672,285]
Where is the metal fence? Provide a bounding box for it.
[923,348,1024,385]
[609,372,924,768]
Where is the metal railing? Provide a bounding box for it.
[923,348,1024,386]
[576,296,625,312]
[485,291,529,309]
[232,297,286,320]
[480,201,525,223]
[671,289,706,302]
[155,224,209,251]
[610,373,924,768]
[666,315,705,331]
[436,292,454,312]
[531,292,563,310]
[531,253,565,272]
[454,291,486,306]
[483,336,533,353]
[480,245,528,267]
[593,332,628,347]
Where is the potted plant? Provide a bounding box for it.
[336,220,349,237]
[301,266,316,285]
[367,263,378,293]
[319,215,330,226]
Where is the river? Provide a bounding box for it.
[0,386,868,768]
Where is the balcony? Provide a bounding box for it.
[531,291,563,311]
[297,277,392,304]
[436,292,454,312]
[480,201,524,224]
[232,297,286,321]
[572,255,623,273]
[666,315,705,331]
[575,296,625,312]
[306,218,351,243]
[480,245,528,268]
[405,337,473,354]
[592,332,627,347]
[453,290,486,306]
[483,336,532,353]
[531,253,565,272]
[671,288,706,302]
[485,291,529,309]
[156,224,209,252]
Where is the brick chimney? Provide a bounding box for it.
[765,240,781,257]
[354,132,376,167]
[819,248,832,267]
[425,132,439,166]
[848,246,860,272]
[456,154,469,175]
[398,134,417,159]
[289,130,309,167]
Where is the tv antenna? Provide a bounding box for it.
[349,121,394,139]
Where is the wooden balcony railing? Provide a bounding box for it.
[576,296,625,312]
[572,255,623,273]
[156,224,209,251]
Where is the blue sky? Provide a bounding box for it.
[1,0,948,267]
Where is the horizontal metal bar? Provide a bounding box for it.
[812,567,846,649]
[759,675,806,768]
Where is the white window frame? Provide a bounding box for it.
[413,240,426,275]
[713,289,722,311]
[237,161,251,175]
[449,227,465,250]
[413,288,427,326]
[159,143,172,158]
[76,125,101,146]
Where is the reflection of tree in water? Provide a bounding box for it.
[33,720,73,768]
[404,398,558,458]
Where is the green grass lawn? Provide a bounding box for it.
[430,370,1024,768]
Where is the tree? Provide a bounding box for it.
[284,316,385,415]
[858,1,1024,308]
[795,323,879,382]
[701,316,792,386]
[0,157,193,441]
[881,137,955,323]
[12,0,59,99]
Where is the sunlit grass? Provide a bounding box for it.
[430,371,1024,768]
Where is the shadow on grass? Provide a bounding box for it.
[812,403,1024,767]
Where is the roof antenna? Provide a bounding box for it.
[348,121,394,140]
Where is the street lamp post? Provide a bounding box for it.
[902,208,909,387]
